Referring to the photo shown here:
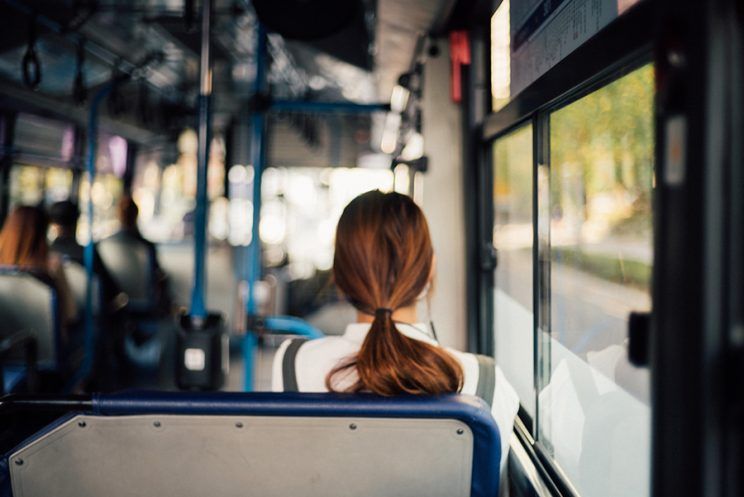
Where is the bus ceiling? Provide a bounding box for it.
[0,0,479,145]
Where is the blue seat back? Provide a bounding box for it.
[0,268,60,368]
[1,392,500,497]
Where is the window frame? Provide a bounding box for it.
[476,2,656,496]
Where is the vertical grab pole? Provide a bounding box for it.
[82,84,114,377]
[243,24,267,391]
[189,0,213,322]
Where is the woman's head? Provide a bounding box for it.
[333,190,433,314]
[0,205,49,268]
[328,190,463,396]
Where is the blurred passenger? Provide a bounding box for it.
[48,200,121,306]
[102,194,169,314]
[0,205,77,327]
[272,190,519,473]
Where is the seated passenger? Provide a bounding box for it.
[0,205,77,329]
[48,200,121,307]
[272,190,519,472]
[100,194,168,314]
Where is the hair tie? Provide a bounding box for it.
[374,307,394,319]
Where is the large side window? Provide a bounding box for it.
[492,124,534,417]
[538,64,654,497]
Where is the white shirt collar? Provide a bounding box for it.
[343,322,438,346]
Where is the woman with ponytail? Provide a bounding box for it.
[272,190,518,471]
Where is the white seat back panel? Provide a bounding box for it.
[10,414,474,497]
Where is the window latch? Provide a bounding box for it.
[481,244,498,272]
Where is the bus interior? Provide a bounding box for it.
[0,1,742,497]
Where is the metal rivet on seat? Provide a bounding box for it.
[235,422,244,428]
[456,428,464,435]
[349,423,357,431]
[153,421,161,428]
[14,458,23,466]
[78,421,86,428]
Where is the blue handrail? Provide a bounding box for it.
[242,23,268,391]
[263,316,324,340]
[188,0,213,321]
[81,82,118,378]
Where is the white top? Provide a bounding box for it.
[272,322,520,473]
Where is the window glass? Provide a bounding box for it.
[130,129,226,243]
[538,64,653,497]
[10,165,45,207]
[490,0,511,111]
[78,173,124,243]
[10,165,73,208]
[492,124,534,417]
[45,168,73,204]
[260,167,394,277]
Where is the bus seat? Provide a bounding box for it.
[1,392,500,497]
[0,269,60,368]
[62,261,101,318]
[97,237,155,313]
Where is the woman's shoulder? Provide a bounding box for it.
[274,335,355,363]
[271,335,357,392]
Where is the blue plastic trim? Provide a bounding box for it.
[270,100,390,114]
[90,391,500,497]
[263,316,324,339]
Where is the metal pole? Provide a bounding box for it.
[243,23,267,391]
[189,0,213,322]
[82,83,115,378]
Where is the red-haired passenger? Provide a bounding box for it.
[272,190,518,472]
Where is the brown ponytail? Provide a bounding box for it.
[326,190,463,396]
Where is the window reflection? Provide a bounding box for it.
[549,65,654,386]
[492,124,534,417]
[538,64,654,497]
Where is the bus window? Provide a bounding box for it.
[538,64,654,497]
[260,167,394,275]
[45,167,73,204]
[77,173,124,242]
[9,165,45,207]
[9,165,73,208]
[492,124,534,417]
[490,0,511,112]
